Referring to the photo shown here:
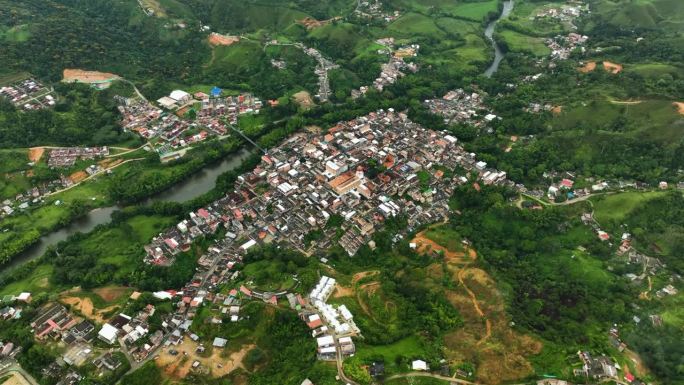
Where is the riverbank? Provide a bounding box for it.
[0,138,251,270]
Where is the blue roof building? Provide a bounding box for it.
[211,86,222,97]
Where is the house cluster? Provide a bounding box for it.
[304,276,358,360]
[47,147,110,168]
[0,78,56,110]
[305,46,339,102]
[144,108,514,266]
[424,89,498,127]
[534,2,587,30]
[352,42,419,98]
[0,174,79,218]
[574,351,617,380]
[353,0,401,22]
[546,33,589,61]
[117,89,261,153]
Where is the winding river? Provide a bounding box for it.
[4,147,253,271]
[484,0,515,77]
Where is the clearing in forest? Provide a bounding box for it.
[578,61,596,73]
[208,33,240,47]
[63,69,120,83]
[674,102,684,116]
[28,147,44,163]
[602,61,623,74]
[293,91,315,109]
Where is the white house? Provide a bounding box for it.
[98,323,119,344]
[412,359,428,371]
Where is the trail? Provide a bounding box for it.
[455,253,491,346]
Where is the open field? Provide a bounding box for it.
[208,33,239,47]
[0,372,32,385]
[60,295,119,323]
[27,147,44,162]
[156,338,254,379]
[292,90,315,109]
[0,264,53,296]
[62,69,120,83]
[498,29,550,57]
[592,191,665,224]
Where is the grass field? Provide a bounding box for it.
[498,29,550,57]
[592,0,684,31]
[0,263,54,296]
[388,13,446,39]
[1,24,31,42]
[627,63,683,79]
[592,191,665,224]
[423,226,464,253]
[450,0,499,21]
[355,336,427,374]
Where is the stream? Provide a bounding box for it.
[484,0,515,77]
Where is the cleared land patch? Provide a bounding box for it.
[602,61,623,74]
[63,69,121,83]
[156,339,254,379]
[578,61,596,73]
[28,147,45,163]
[208,33,240,47]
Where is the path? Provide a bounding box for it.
[457,267,491,346]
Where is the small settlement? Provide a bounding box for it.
[0,78,56,110]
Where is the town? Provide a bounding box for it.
[144,108,513,265]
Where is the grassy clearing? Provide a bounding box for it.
[498,29,550,57]
[388,13,446,39]
[1,24,31,42]
[423,226,464,252]
[0,264,54,296]
[450,0,499,21]
[592,191,665,224]
[355,335,427,373]
[627,63,683,78]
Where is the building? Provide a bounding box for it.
[98,323,119,344]
[169,90,191,103]
[412,360,428,371]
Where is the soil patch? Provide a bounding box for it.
[60,296,118,323]
[156,339,254,379]
[352,270,379,284]
[208,33,239,47]
[93,286,130,302]
[578,61,596,73]
[293,91,315,109]
[602,61,623,74]
[674,102,684,116]
[63,69,120,83]
[551,105,562,115]
[28,147,44,163]
[69,171,88,184]
[333,284,354,298]
[297,17,339,30]
[411,230,471,264]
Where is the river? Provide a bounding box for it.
[484,0,515,77]
[4,147,253,270]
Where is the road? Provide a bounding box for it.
[0,360,40,385]
[334,336,359,385]
[386,371,480,384]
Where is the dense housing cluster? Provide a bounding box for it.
[117,90,261,155]
[424,89,498,127]
[352,40,419,98]
[0,78,56,110]
[144,108,513,265]
[47,147,110,168]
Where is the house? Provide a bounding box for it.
[170,90,191,103]
[213,337,228,348]
[412,359,428,371]
[98,323,119,344]
[157,96,177,109]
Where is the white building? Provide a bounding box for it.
[98,324,119,344]
[412,359,428,371]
